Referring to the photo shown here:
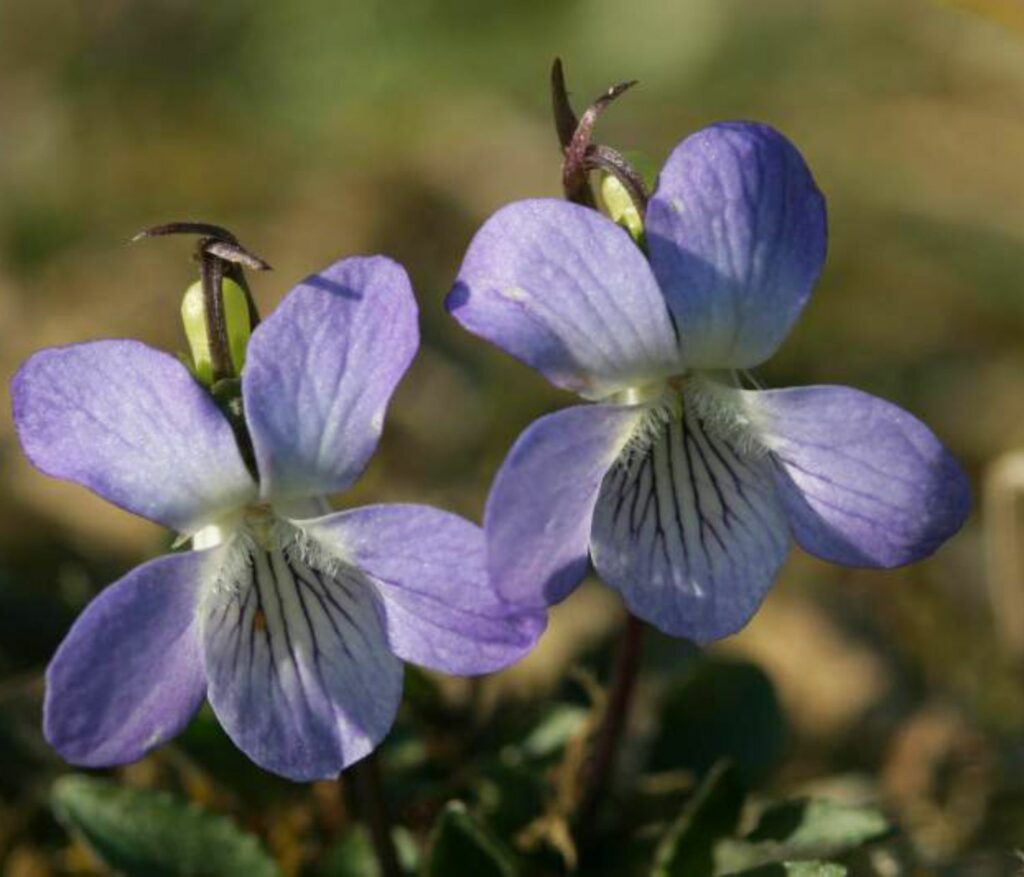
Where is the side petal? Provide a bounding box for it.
[242,256,418,501]
[591,401,791,642]
[646,123,827,368]
[747,385,971,567]
[302,505,546,675]
[447,199,681,399]
[44,550,215,767]
[201,535,403,781]
[13,341,256,533]
[485,403,646,608]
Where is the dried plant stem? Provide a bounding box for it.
[576,611,645,842]
[351,751,402,877]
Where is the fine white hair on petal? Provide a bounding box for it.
[615,372,770,468]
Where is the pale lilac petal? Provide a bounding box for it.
[302,505,545,675]
[485,404,645,608]
[646,123,827,368]
[591,401,790,642]
[12,341,256,532]
[748,385,971,567]
[201,535,403,781]
[447,199,681,399]
[44,550,216,767]
[243,256,418,501]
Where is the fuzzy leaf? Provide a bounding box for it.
[651,761,745,877]
[424,801,517,877]
[747,798,890,855]
[52,774,280,877]
[713,798,890,873]
[651,659,786,786]
[725,862,847,877]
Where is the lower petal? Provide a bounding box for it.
[44,551,213,766]
[201,532,403,781]
[747,385,971,567]
[591,401,790,642]
[484,404,646,607]
[302,505,545,675]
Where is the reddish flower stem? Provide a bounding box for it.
[351,750,402,877]
[576,611,645,842]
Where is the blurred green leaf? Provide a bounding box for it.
[424,801,516,877]
[320,827,379,877]
[51,774,280,877]
[724,863,847,877]
[650,659,786,786]
[520,704,589,760]
[651,761,745,877]
[747,798,890,852]
[713,799,890,874]
[319,825,420,877]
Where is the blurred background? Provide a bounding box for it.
[1,0,1024,874]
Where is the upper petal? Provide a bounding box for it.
[484,403,645,608]
[242,256,418,501]
[591,399,791,642]
[746,385,971,567]
[12,340,256,532]
[646,122,827,368]
[302,505,546,675]
[201,531,403,781]
[447,199,681,399]
[44,549,215,767]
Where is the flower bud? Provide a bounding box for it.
[599,172,645,243]
[598,150,657,244]
[180,277,251,385]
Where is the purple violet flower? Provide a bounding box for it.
[447,122,971,643]
[14,256,544,781]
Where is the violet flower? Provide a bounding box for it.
[447,122,970,643]
[14,256,543,781]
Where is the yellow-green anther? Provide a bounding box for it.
[599,172,645,243]
[180,277,251,385]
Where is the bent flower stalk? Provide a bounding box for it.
[14,256,544,781]
[448,121,971,643]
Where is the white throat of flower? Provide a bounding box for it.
[612,371,768,461]
[191,497,331,552]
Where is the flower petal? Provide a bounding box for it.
[302,505,546,675]
[646,123,827,368]
[12,341,256,532]
[44,550,214,767]
[485,403,645,608]
[591,401,790,642]
[447,199,681,399]
[747,385,971,567]
[243,256,418,501]
[201,534,403,781]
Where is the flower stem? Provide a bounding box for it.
[199,251,234,384]
[351,750,402,877]
[576,611,645,843]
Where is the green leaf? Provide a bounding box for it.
[52,774,280,877]
[650,659,786,787]
[423,801,517,877]
[320,827,379,877]
[651,761,745,877]
[713,798,890,874]
[319,826,420,877]
[747,799,890,855]
[520,705,588,760]
[725,862,847,877]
